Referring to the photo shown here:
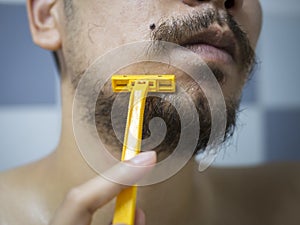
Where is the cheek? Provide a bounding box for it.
[81,2,154,51]
[222,68,245,101]
[234,0,262,49]
[63,1,156,75]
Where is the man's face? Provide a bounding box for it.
[61,0,261,77]
[58,0,262,158]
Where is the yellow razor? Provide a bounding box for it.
[111,75,175,225]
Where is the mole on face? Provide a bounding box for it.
[149,23,156,30]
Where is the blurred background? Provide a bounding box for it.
[1,0,300,171]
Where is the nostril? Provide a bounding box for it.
[224,0,235,9]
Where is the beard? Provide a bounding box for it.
[94,65,239,161]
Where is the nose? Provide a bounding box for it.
[182,0,244,11]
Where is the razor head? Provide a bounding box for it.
[112,75,176,93]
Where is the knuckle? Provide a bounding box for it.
[65,187,85,205]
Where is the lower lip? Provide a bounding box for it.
[183,44,234,64]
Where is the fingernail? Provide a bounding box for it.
[130,151,156,165]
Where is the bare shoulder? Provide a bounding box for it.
[0,167,28,224]
[201,162,300,225]
[207,162,300,188]
[0,163,51,225]
[209,162,300,204]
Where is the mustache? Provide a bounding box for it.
[150,8,256,74]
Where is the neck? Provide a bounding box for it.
[138,161,212,224]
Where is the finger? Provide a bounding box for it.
[50,151,156,225]
[135,208,146,225]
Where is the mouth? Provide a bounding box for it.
[179,26,237,64]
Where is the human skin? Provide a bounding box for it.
[1,0,300,225]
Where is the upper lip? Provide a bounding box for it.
[179,26,238,62]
